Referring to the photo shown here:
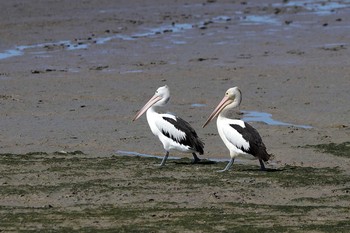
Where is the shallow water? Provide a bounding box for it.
[1,0,348,61]
[0,22,196,60]
[0,49,22,60]
[273,0,349,15]
[240,15,281,26]
[0,40,90,60]
[241,110,312,129]
[119,69,144,74]
[191,103,207,107]
[0,11,284,61]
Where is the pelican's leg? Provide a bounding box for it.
[259,159,266,171]
[218,158,235,172]
[159,151,169,167]
[192,153,201,164]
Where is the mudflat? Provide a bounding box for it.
[0,0,349,232]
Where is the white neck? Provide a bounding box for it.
[219,99,240,118]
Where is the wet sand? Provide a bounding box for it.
[0,0,350,231]
[1,0,349,168]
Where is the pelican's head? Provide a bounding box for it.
[132,85,170,121]
[203,87,242,127]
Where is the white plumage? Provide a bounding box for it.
[203,87,271,172]
[219,118,250,155]
[133,85,204,166]
[149,111,190,152]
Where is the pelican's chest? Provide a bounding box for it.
[146,110,161,136]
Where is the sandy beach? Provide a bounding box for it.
[0,0,350,231]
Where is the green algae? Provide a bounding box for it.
[0,152,349,232]
[305,141,350,158]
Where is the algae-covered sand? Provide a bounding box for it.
[0,146,350,232]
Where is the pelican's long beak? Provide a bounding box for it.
[203,96,232,128]
[133,95,162,121]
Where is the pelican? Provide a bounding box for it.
[133,85,204,166]
[203,87,271,172]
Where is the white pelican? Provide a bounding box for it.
[133,85,204,166]
[203,87,271,172]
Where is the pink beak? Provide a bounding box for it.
[203,96,232,128]
[132,95,162,121]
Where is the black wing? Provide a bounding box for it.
[162,116,204,154]
[230,122,270,161]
